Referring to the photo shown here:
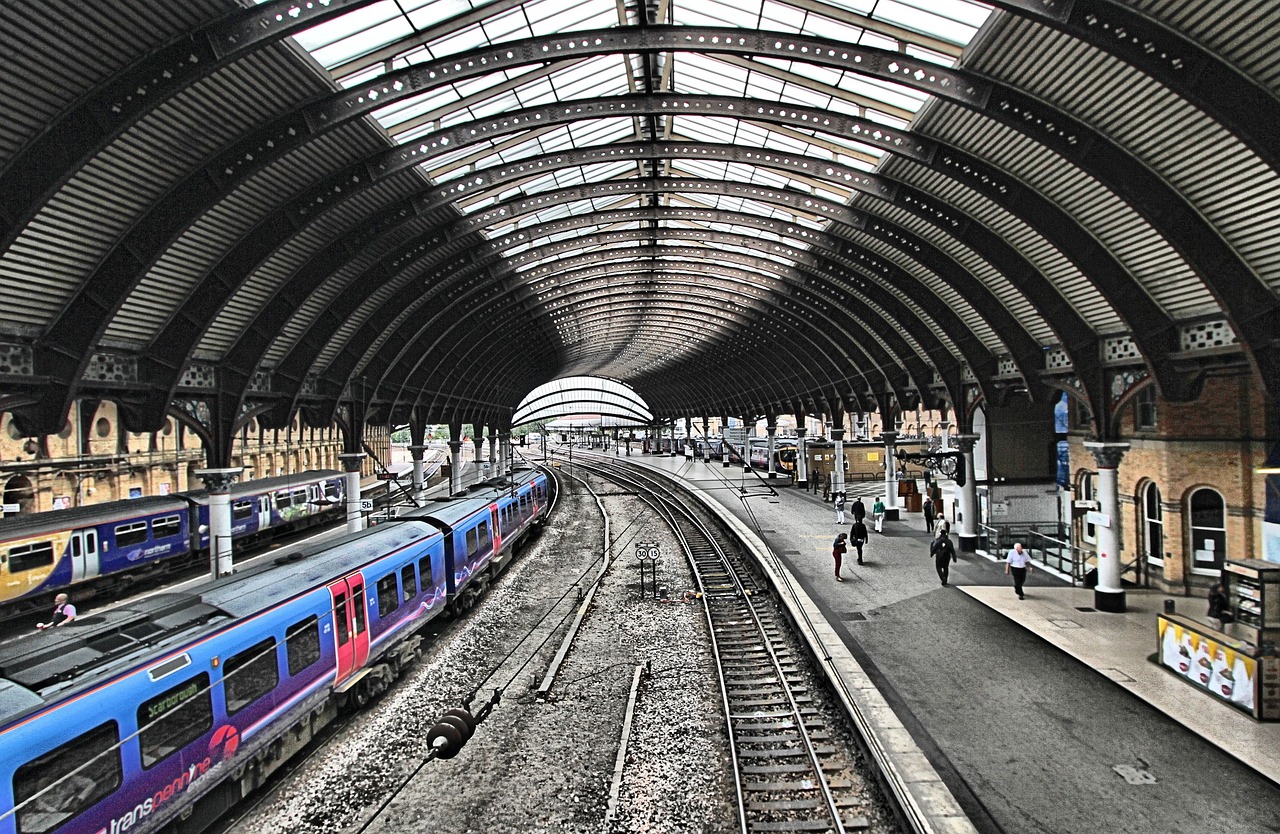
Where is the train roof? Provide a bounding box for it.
[0,495,190,541]
[0,518,444,722]
[186,469,342,502]
[400,468,543,527]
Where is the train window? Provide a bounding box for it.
[274,491,292,510]
[418,556,433,587]
[291,490,307,509]
[376,575,400,617]
[285,617,321,675]
[232,500,253,520]
[115,522,148,547]
[13,722,122,834]
[151,515,181,539]
[137,673,213,769]
[401,565,416,602]
[333,591,349,645]
[466,528,479,559]
[352,583,366,636]
[478,521,490,551]
[222,638,279,715]
[323,482,339,500]
[6,541,55,573]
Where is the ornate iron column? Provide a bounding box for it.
[408,444,428,493]
[338,452,365,533]
[880,430,899,521]
[766,419,778,477]
[1084,441,1131,612]
[195,467,242,577]
[448,439,463,494]
[794,423,809,487]
[955,433,980,552]
[831,415,846,500]
[487,429,497,478]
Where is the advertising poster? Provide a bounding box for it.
[1158,616,1256,715]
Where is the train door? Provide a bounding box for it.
[257,495,272,532]
[68,528,100,582]
[327,573,370,686]
[490,504,502,554]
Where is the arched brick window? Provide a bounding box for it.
[1188,488,1226,573]
[1141,482,1163,568]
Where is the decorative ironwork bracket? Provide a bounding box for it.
[895,448,966,487]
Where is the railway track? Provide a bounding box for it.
[568,453,871,834]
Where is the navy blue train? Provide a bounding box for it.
[0,468,552,834]
[0,471,349,620]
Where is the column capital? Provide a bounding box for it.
[878,430,899,446]
[1083,441,1130,469]
[447,439,463,453]
[194,467,243,493]
[766,424,777,434]
[338,452,366,473]
[795,427,807,438]
[830,427,845,441]
[407,444,428,460]
[953,432,980,453]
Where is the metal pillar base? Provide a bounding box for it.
[959,534,978,553]
[1094,588,1127,613]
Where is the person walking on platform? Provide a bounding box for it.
[923,496,936,534]
[851,496,866,525]
[849,518,868,564]
[832,533,848,581]
[1005,542,1032,599]
[834,492,846,524]
[931,526,957,586]
[872,496,886,533]
[822,473,831,502]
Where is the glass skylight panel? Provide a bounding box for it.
[876,0,986,42]
[566,118,634,148]
[481,7,534,43]
[525,0,616,38]
[674,57,750,98]
[676,0,763,30]
[309,15,416,68]
[290,1,404,53]
[429,23,490,57]
[550,55,631,100]
[759,0,808,33]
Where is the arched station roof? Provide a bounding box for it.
[0,0,1278,463]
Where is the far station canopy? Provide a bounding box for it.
[513,377,653,427]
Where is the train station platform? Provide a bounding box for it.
[574,450,1280,834]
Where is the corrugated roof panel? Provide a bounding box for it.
[918,104,1218,319]
[201,175,425,359]
[0,0,225,162]
[894,160,1122,333]
[112,124,382,346]
[1136,0,1280,96]
[970,17,1280,306]
[839,224,1011,355]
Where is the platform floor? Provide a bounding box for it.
[598,452,1280,834]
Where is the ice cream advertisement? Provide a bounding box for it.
[1158,617,1256,714]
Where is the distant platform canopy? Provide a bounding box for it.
[513,377,653,428]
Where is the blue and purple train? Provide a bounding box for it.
[0,471,349,619]
[0,467,551,834]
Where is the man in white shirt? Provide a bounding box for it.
[1005,542,1032,600]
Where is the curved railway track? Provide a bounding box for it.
[567,452,872,834]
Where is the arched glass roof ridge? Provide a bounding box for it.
[512,375,654,427]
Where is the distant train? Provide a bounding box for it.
[0,471,349,621]
[0,468,551,834]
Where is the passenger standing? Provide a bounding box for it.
[931,527,958,586]
[923,496,936,534]
[849,519,868,565]
[834,492,846,524]
[832,533,848,581]
[1005,542,1032,600]
[851,496,866,525]
[822,473,831,502]
[872,497,886,533]
[36,594,77,630]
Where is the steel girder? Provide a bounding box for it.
[141,99,1124,404]
[483,235,968,399]
[272,176,1001,402]
[9,21,1277,432]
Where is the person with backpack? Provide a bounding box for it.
[849,518,868,565]
[931,525,958,586]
